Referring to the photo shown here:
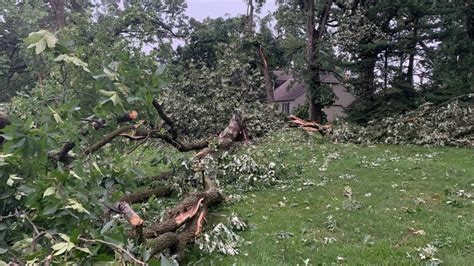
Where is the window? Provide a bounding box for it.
[282,102,290,114]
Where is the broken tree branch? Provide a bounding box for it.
[152,99,178,139]
[85,125,136,155]
[121,186,172,204]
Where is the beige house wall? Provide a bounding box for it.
[332,84,356,106]
[322,105,347,121]
[291,91,307,112]
[277,85,353,121]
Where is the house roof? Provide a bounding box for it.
[273,71,343,102]
[274,78,306,102]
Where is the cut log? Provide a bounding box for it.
[288,115,331,135]
[117,202,144,227]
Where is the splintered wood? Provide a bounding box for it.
[288,115,331,134]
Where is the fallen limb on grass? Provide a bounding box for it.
[112,113,245,262]
[144,177,222,261]
[120,177,223,261]
[288,115,331,135]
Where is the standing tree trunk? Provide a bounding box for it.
[48,0,66,29]
[246,0,254,34]
[306,0,333,122]
[360,52,377,96]
[465,0,474,92]
[384,49,389,89]
[406,17,419,89]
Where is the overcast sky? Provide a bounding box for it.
[185,0,277,21]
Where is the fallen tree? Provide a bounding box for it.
[329,96,474,147]
[94,100,250,262]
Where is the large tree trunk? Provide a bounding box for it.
[306,0,332,122]
[360,53,377,96]
[246,0,254,34]
[306,0,319,122]
[406,17,418,89]
[465,0,474,92]
[48,0,66,29]
[384,50,389,89]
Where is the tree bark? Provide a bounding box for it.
[406,17,419,89]
[0,112,9,146]
[48,0,66,29]
[84,125,136,155]
[384,50,389,89]
[246,0,254,35]
[306,0,333,122]
[360,53,377,95]
[245,0,274,103]
[257,46,275,103]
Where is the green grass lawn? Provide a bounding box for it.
[185,130,474,265]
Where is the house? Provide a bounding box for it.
[273,71,356,121]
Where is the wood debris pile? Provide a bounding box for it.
[288,115,332,135]
[329,96,474,147]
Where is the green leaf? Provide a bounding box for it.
[54,54,90,72]
[70,228,80,244]
[0,134,13,141]
[44,32,57,48]
[65,199,90,215]
[100,220,116,235]
[9,137,26,150]
[58,233,70,242]
[24,31,45,45]
[110,93,122,106]
[35,39,47,55]
[48,106,63,124]
[7,174,22,187]
[75,247,93,255]
[25,30,57,55]
[53,246,68,256]
[43,187,56,197]
[51,242,68,251]
[98,90,116,97]
[69,171,82,180]
[42,204,59,215]
[103,65,119,80]
[148,259,161,266]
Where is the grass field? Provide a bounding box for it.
[185,130,474,265]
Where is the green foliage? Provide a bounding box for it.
[0,28,174,264]
[167,42,284,139]
[334,97,473,147]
